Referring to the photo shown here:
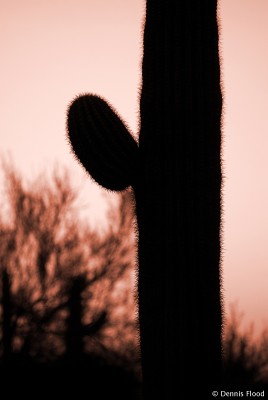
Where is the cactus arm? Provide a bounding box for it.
[67,95,139,191]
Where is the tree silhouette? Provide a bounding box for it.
[1,270,13,365]
[0,162,140,397]
[223,305,268,388]
[67,1,223,398]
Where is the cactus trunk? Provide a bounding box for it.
[135,1,222,397]
[67,0,223,397]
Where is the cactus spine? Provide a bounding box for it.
[67,1,223,398]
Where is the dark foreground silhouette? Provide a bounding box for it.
[2,347,268,400]
[1,355,141,399]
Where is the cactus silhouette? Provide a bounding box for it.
[67,1,223,398]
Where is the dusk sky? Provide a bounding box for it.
[0,0,267,335]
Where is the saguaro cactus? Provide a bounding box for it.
[67,1,223,398]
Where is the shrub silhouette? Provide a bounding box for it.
[67,1,223,398]
[0,163,140,398]
[223,305,268,388]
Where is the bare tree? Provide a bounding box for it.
[0,162,139,373]
[223,304,268,386]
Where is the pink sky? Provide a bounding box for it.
[1,0,267,335]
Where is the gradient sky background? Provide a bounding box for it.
[0,0,267,335]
